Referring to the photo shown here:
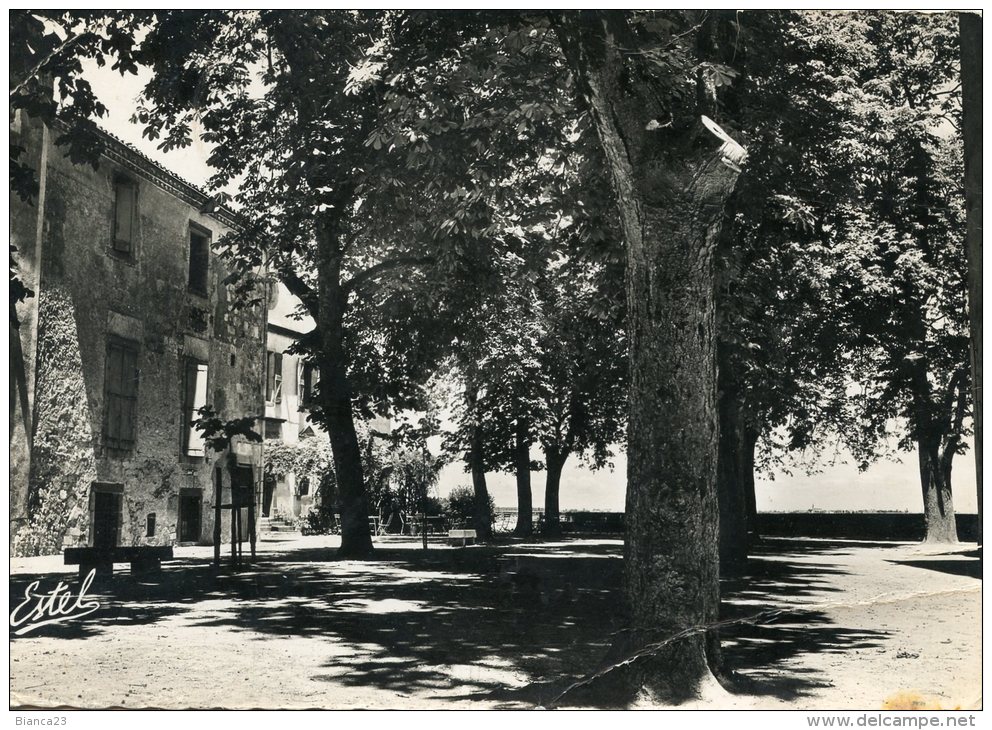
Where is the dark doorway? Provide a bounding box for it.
[262,476,275,517]
[179,492,203,543]
[93,491,121,549]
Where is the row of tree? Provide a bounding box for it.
[10,9,979,700]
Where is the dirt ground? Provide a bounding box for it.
[9,533,982,710]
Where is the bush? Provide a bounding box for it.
[443,486,495,529]
[297,504,335,536]
[424,495,445,516]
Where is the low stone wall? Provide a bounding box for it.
[755,512,980,543]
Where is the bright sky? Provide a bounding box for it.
[435,441,978,514]
[81,51,980,516]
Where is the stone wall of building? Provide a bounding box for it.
[10,116,266,556]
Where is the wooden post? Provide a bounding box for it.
[231,504,237,569]
[248,480,257,561]
[236,508,243,562]
[421,478,428,550]
[213,467,222,568]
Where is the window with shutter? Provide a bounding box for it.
[188,227,210,295]
[113,179,136,255]
[265,350,283,404]
[182,359,209,457]
[104,338,139,452]
[301,363,319,408]
[265,351,274,402]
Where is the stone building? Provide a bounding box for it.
[261,281,321,522]
[10,114,266,557]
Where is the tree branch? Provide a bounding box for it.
[939,368,967,430]
[342,256,436,294]
[10,30,84,100]
[940,369,970,467]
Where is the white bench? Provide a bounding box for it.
[448,529,477,546]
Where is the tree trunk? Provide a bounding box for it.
[919,436,959,544]
[556,13,745,701]
[543,449,567,537]
[466,388,493,541]
[514,417,534,537]
[316,222,373,558]
[742,427,759,541]
[959,12,982,547]
[717,377,750,576]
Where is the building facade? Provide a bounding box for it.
[262,282,321,521]
[10,114,266,557]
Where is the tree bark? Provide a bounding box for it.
[556,12,745,701]
[919,435,959,544]
[270,21,373,558]
[742,427,759,541]
[466,387,493,541]
[316,221,373,558]
[959,12,982,546]
[543,449,567,537]
[514,417,534,537]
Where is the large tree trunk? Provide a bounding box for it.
[466,387,493,541]
[543,449,567,537]
[556,12,745,701]
[717,376,750,576]
[959,12,982,547]
[513,417,534,537]
[919,436,958,544]
[316,222,373,558]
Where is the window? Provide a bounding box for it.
[91,483,124,549]
[113,178,137,255]
[263,419,282,440]
[265,350,283,404]
[182,358,209,457]
[146,513,156,538]
[301,363,319,408]
[188,227,210,295]
[298,477,310,496]
[103,338,139,452]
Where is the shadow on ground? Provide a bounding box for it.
[9,536,900,708]
[719,539,889,701]
[886,547,982,580]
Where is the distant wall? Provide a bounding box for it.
[501,510,980,542]
[756,512,980,543]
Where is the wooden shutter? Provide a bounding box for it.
[104,339,138,450]
[114,180,135,253]
[104,344,123,446]
[120,345,138,446]
[265,351,275,401]
[184,360,208,457]
[273,352,283,403]
[188,231,210,293]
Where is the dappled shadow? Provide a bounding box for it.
[10,541,623,707]
[9,536,906,707]
[717,540,887,701]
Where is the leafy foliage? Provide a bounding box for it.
[713,11,969,488]
[9,10,145,311]
[443,485,495,530]
[190,405,261,454]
